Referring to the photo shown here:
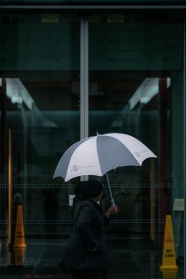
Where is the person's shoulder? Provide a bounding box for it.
[78,199,94,208]
[74,200,97,213]
[79,200,102,214]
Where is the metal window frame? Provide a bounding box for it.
[1,5,186,10]
[183,15,186,279]
[80,17,89,140]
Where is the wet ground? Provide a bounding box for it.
[0,237,184,279]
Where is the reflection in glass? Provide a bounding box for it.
[0,13,80,236]
[89,13,183,265]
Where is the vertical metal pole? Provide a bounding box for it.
[80,17,89,141]
[20,104,27,220]
[106,173,115,207]
[8,129,12,246]
[80,17,89,182]
[150,158,156,242]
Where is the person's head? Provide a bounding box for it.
[78,179,103,202]
[74,181,87,196]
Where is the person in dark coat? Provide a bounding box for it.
[62,179,118,279]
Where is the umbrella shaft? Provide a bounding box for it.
[106,173,115,207]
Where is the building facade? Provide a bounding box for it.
[0,1,186,278]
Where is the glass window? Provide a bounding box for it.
[0,12,80,237]
[89,12,184,278]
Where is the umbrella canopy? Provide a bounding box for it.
[53,132,157,182]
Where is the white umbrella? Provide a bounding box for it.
[53,133,157,206]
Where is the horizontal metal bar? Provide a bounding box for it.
[1,5,186,10]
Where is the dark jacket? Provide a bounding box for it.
[63,199,108,270]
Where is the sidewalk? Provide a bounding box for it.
[0,238,184,279]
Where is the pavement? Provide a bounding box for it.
[0,237,184,279]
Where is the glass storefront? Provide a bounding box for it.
[88,11,184,248]
[0,13,81,236]
[0,7,185,279]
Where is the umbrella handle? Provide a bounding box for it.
[105,173,115,207]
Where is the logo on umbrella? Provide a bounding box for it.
[71,164,94,172]
[71,165,79,172]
